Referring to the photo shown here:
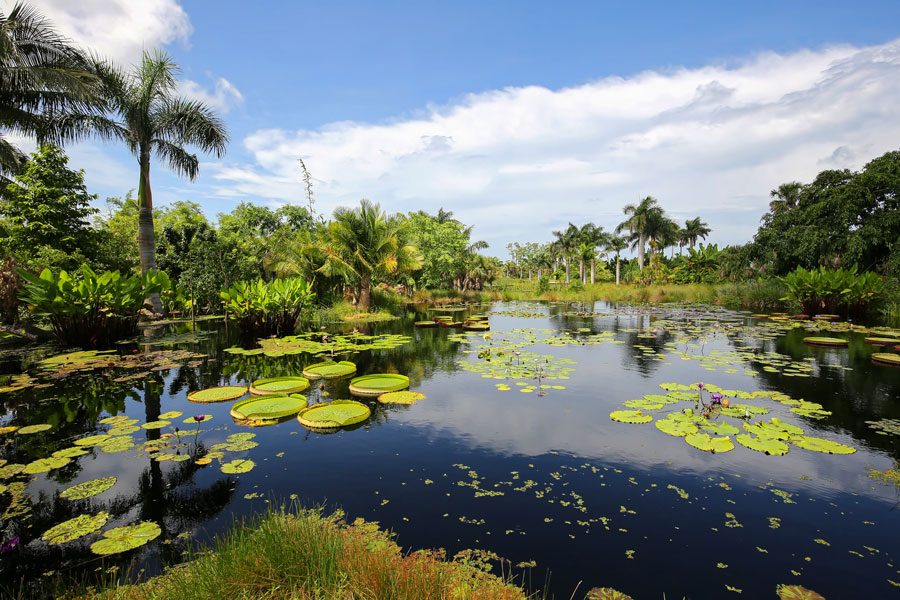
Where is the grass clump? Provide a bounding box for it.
[74,506,529,600]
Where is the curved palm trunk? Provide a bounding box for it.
[137,154,162,314]
[637,235,646,270]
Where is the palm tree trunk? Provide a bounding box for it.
[637,235,646,270]
[565,258,570,285]
[358,276,372,312]
[590,258,595,285]
[579,259,585,284]
[616,257,621,285]
[137,154,162,314]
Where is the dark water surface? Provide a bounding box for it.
[2,301,900,599]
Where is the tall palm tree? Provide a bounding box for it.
[616,196,662,270]
[681,217,711,249]
[552,222,579,285]
[606,234,628,285]
[768,181,803,215]
[0,2,102,188]
[90,50,228,312]
[319,199,422,311]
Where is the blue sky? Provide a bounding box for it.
[14,0,900,257]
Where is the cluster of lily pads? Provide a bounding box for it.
[609,383,855,456]
[224,332,412,358]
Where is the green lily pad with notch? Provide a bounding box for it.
[231,394,307,420]
[655,418,699,437]
[159,411,183,419]
[226,433,256,442]
[699,421,740,436]
[349,374,409,397]
[221,459,256,474]
[298,400,372,429]
[141,420,170,430]
[720,403,769,417]
[99,415,131,425]
[303,361,357,379]
[188,385,248,403]
[17,424,52,435]
[249,376,310,395]
[623,399,664,410]
[53,447,88,459]
[610,410,652,424]
[24,456,70,474]
[789,435,855,455]
[107,425,140,436]
[735,434,789,455]
[90,521,161,555]
[666,391,699,401]
[643,394,679,405]
[685,433,734,453]
[42,512,109,545]
[60,476,117,500]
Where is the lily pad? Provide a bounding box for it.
[302,361,358,379]
[377,391,426,404]
[221,459,256,474]
[790,435,856,455]
[655,418,699,437]
[349,374,410,397]
[42,512,109,545]
[0,464,25,478]
[699,421,740,436]
[802,337,848,347]
[107,425,140,436]
[53,447,88,458]
[610,410,652,424]
[24,456,70,474]
[17,424,52,435]
[60,476,117,500]
[183,415,212,424]
[141,420,171,430]
[872,353,900,367]
[188,385,248,403]
[776,584,826,600]
[414,321,438,328]
[249,376,310,395]
[74,434,113,446]
[735,434,789,455]
[623,399,664,410]
[297,400,371,429]
[90,521,161,555]
[685,433,734,453]
[159,411,183,419]
[231,395,307,420]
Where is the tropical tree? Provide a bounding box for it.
[319,199,422,311]
[89,50,228,312]
[0,2,102,189]
[615,196,662,270]
[606,234,629,285]
[551,222,579,284]
[681,217,711,250]
[768,181,803,215]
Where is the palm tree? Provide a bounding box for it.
[552,222,579,285]
[606,235,629,285]
[681,217,711,250]
[0,2,102,188]
[768,181,803,215]
[616,196,662,270]
[319,199,422,311]
[90,50,228,312]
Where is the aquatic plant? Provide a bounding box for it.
[230,395,307,421]
[90,521,161,555]
[249,376,310,395]
[778,265,884,317]
[302,360,357,379]
[348,373,410,397]
[188,385,248,403]
[18,265,171,348]
[297,399,371,429]
[377,391,426,404]
[220,277,315,337]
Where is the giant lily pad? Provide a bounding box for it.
[609,410,652,424]
[349,374,409,397]
[872,353,900,367]
[802,337,848,347]
[42,512,109,545]
[377,391,426,404]
[302,361,357,379]
[188,386,248,403]
[865,337,899,345]
[685,433,734,453]
[735,434,789,455]
[231,395,307,420]
[60,476,117,500]
[90,521,161,555]
[249,376,310,395]
[790,435,856,455]
[297,400,371,429]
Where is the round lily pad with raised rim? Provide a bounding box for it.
[297,399,371,429]
[414,321,438,328]
[462,323,490,332]
[188,385,248,403]
[378,391,426,404]
[802,337,848,347]
[230,394,308,420]
[348,374,409,397]
[866,337,900,345]
[249,376,310,395]
[871,353,900,367]
[302,361,357,379]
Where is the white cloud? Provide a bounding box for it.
[180,76,244,114]
[209,38,900,255]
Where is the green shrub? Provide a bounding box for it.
[220,277,315,338]
[778,265,884,317]
[18,266,169,348]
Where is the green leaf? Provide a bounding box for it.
[221,459,256,474]
[790,435,856,455]
[776,584,826,600]
[735,434,789,456]
[60,476,117,500]
[685,433,734,453]
[609,410,652,424]
[90,521,161,555]
[42,512,109,545]
[24,456,70,474]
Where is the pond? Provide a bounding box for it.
[1,301,900,599]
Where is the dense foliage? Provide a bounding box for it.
[778,266,884,318]
[220,277,315,338]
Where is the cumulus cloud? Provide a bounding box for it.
[20,0,193,65]
[180,76,244,113]
[208,38,900,254]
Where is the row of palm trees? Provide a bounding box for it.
[1,3,228,312]
[510,197,711,286]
